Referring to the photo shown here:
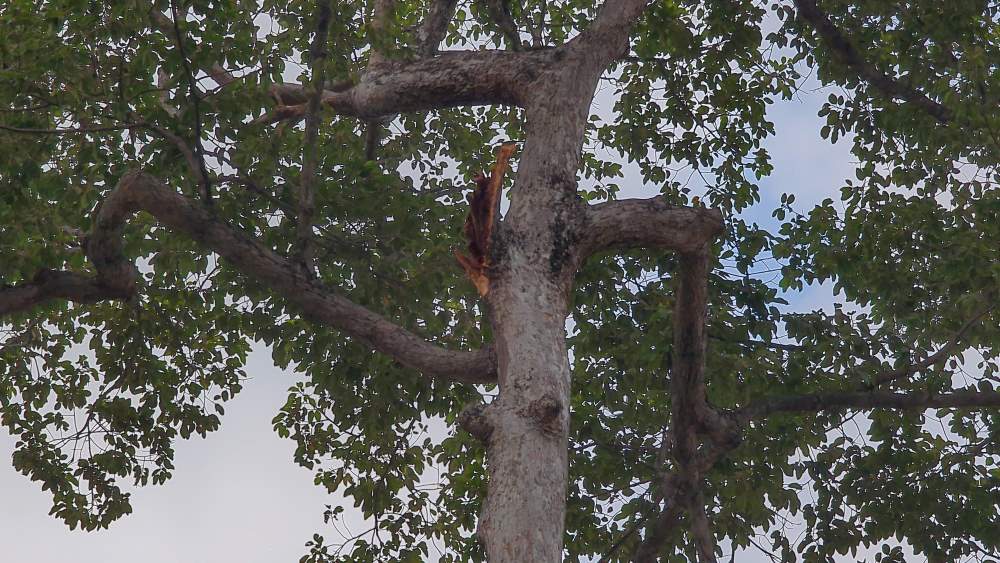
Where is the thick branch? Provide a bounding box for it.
[742,388,1000,420]
[671,250,712,460]
[264,49,550,122]
[580,197,724,257]
[687,490,718,563]
[632,251,740,562]
[0,271,133,318]
[632,443,737,562]
[571,0,650,66]
[92,171,496,384]
[633,251,712,562]
[792,0,953,123]
[369,0,397,65]
[416,0,459,56]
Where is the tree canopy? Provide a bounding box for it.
[1,0,998,561]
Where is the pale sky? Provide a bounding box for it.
[0,65,896,562]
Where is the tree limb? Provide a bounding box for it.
[295,0,334,272]
[571,0,651,67]
[0,270,134,318]
[579,197,724,256]
[687,489,718,563]
[741,388,1000,420]
[13,171,495,384]
[632,502,684,562]
[872,299,996,387]
[261,49,552,123]
[143,123,209,189]
[416,0,459,56]
[631,442,739,562]
[792,0,953,123]
[482,0,524,51]
[147,4,236,88]
[631,250,742,562]
[369,0,397,65]
[168,0,213,204]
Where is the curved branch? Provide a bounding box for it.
[80,171,496,384]
[0,270,133,317]
[262,49,551,123]
[792,0,953,123]
[0,174,145,316]
[579,197,724,257]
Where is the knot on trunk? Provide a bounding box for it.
[527,394,563,432]
[455,142,516,296]
[458,401,495,443]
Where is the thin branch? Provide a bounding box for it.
[873,300,996,387]
[363,120,383,161]
[792,0,953,123]
[708,335,803,352]
[0,123,134,135]
[0,120,208,191]
[742,388,1000,419]
[296,0,334,272]
[598,515,650,563]
[632,503,684,562]
[361,0,392,163]
[143,123,209,189]
[156,68,180,117]
[525,0,545,48]
[146,3,236,88]
[168,0,213,204]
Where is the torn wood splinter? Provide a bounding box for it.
[455,141,516,296]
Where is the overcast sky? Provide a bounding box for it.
[0,71,874,562]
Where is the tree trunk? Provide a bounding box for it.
[477,271,571,561]
[468,98,587,561]
[462,35,609,561]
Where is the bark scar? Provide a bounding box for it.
[455,141,517,296]
[527,394,563,433]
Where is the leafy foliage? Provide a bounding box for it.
[1,0,999,561]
